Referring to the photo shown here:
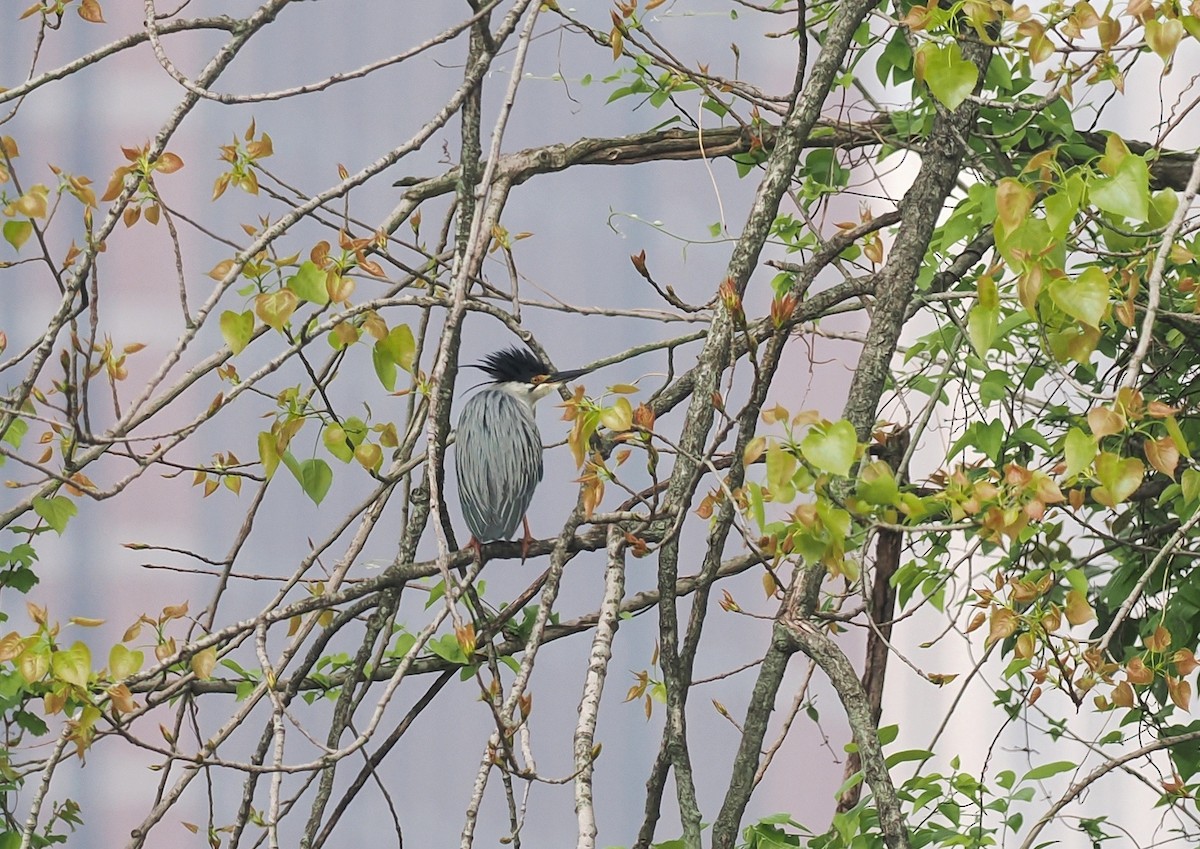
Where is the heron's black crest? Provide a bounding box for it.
[475,347,549,385]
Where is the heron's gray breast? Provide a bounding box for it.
[454,390,544,542]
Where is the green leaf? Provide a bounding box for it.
[919,42,978,110]
[3,220,32,251]
[1065,567,1088,594]
[3,566,37,593]
[1181,467,1200,506]
[3,417,28,449]
[287,457,332,505]
[286,260,330,305]
[979,370,1010,405]
[51,641,91,688]
[1149,188,1179,229]
[372,344,397,392]
[1044,174,1084,238]
[33,495,77,535]
[1048,267,1109,329]
[1062,427,1096,479]
[391,632,416,657]
[219,309,254,355]
[876,28,913,86]
[1090,154,1150,222]
[429,633,468,664]
[801,420,857,477]
[885,748,934,767]
[379,325,416,373]
[950,418,1004,462]
[1166,415,1192,459]
[1021,760,1077,782]
[877,724,900,745]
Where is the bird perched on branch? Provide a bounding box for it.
[455,346,586,561]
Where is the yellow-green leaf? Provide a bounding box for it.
[1049,267,1109,329]
[1146,17,1184,64]
[51,641,91,688]
[917,41,979,110]
[3,219,32,251]
[354,442,382,472]
[1062,427,1096,479]
[857,460,900,506]
[1090,154,1151,222]
[800,420,857,477]
[109,644,144,679]
[1092,452,1143,507]
[382,324,416,374]
[600,398,633,432]
[286,260,330,306]
[258,430,281,479]
[33,494,77,535]
[323,423,353,463]
[17,645,49,682]
[219,309,254,354]
[255,289,298,332]
[967,303,998,357]
[765,440,797,503]
[190,647,216,680]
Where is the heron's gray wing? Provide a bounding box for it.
[455,391,544,542]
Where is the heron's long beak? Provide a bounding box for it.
[545,367,587,385]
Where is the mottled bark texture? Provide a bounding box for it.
[712,30,994,849]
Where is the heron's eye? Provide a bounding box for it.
[530,375,548,385]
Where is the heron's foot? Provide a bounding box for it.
[521,516,533,564]
[468,536,484,563]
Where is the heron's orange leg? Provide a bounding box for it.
[521,517,533,563]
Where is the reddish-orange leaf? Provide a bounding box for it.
[1168,675,1192,711]
[1145,436,1180,478]
[1174,649,1200,675]
[1087,405,1125,437]
[108,683,135,713]
[986,607,1018,646]
[1125,655,1154,686]
[78,0,105,23]
[610,26,623,60]
[1065,589,1095,625]
[1145,625,1172,653]
[155,151,184,174]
